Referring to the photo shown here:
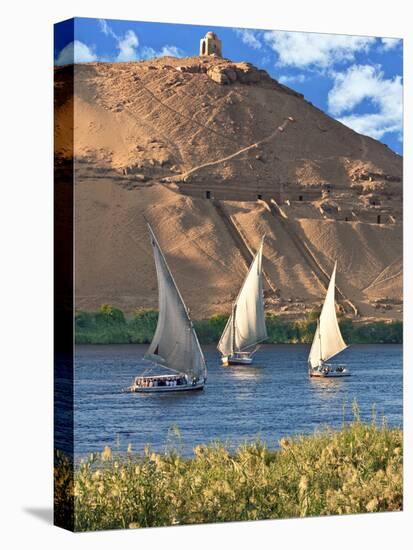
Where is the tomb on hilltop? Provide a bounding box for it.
[200,32,222,57]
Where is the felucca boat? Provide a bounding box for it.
[218,236,267,366]
[128,224,207,393]
[308,262,350,378]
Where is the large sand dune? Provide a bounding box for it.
[55,56,402,320]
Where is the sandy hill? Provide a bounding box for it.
[55,56,403,321]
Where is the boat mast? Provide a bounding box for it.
[318,318,322,365]
[231,304,237,356]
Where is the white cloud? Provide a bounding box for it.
[380,37,402,51]
[55,40,97,65]
[141,45,184,59]
[116,30,139,61]
[98,19,182,61]
[279,74,306,85]
[98,19,139,61]
[234,28,262,49]
[140,46,156,59]
[98,19,117,39]
[328,64,402,140]
[335,112,401,140]
[263,31,376,68]
[159,45,184,57]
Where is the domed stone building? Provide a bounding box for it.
[200,31,222,57]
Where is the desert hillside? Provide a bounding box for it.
[55,56,403,321]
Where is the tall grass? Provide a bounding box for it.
[75,307,403,345]
[55,417,403,531]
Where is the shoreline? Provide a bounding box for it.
[75,341,403,346]
[75,307,403,345]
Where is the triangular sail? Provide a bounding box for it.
[218,238,267,356]
[308,262,347,369]
[145,224,206,380]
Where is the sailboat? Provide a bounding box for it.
[128,224,207,393]
[308,262,350,378]
[218,236,267,366]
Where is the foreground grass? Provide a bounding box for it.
[55,419,403,531]
[75,306,403,345]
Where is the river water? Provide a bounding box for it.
[73,344,402,457]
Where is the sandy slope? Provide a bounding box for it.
[54,57,402,320]
[74,180,248,318]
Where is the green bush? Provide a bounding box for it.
[75,311,95,330]
[74,307,403,345]
[96,304,126,326]
[130,309,159,344]
[192,315,229,344]
[306,308,321,322]
[266,314,300,343]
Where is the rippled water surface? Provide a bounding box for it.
[73,344,402,456]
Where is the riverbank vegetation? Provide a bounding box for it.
[54,414,403,531]
[75,306,402,345]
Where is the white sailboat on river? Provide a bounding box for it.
[218,236,267,366]
[128,224,207,393]
[308,262,350,378]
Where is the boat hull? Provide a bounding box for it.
[129,382,204,393]
[221,354,253,366]
[309,365,350,378]
[127,373,205,393]
[310,371,351,378]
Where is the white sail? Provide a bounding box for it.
[218,237,267,356]
[145,224,206,380]
[308,262,347,369]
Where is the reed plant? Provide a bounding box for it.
[55,414,403,531]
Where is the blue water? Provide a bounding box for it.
[74,344,402,457]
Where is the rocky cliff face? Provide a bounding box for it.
[55,56,403,320]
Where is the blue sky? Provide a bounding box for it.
[55,17,403,154]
